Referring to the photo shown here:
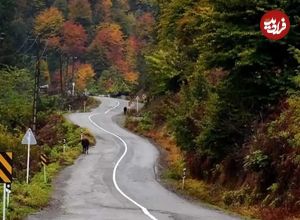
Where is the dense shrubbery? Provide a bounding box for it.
[0,65,96,219]
[0,67,33,131]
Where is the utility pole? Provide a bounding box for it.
[0,33,5,47]
[59,53,64,95]
[32,39,41,134]
[71,56,77,96]
[65,56,69,89]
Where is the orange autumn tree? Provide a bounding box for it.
[46,21,87,88]
[47,36,61,49]
[34,7,65,94]
[61,21,87,57]
[75,64,95,91]
[125,35,140,82]
[136,12,155,42]
[34,7,64,39]
[126,36,141,76]
[89,23,127,72]
[101,0,113,22]
[126,36,139,66]
[123,71,138,82]
[89,23,140,84]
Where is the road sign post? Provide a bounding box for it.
[40,154,48,183]
[0,152,12,220]
[26,142,30,184]
[21,129,37,184]
[6,191,10,209]
[5,184,11,208]
[3,183,6,220]
[6,190,9,209]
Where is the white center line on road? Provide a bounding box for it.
[105,101,120,114]
[88,101,158,220]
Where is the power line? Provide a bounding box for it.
[15,36,30,53]
[0,36,33,60]
[23,36,38,54]
[40,41,48,58]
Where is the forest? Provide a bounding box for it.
[1,0,300,219]
[0,0,154,218]
[0,0,155,95]
[131,0,300,219]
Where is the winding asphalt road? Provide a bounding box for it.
[28,97,240,220]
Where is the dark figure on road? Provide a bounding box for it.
[123,106,127,115]
[81,137,90,154]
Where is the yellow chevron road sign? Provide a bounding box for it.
[0,152,12,183]
[40,154,48,166]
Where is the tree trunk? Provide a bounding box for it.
[59,53,64,95]
[32,39,41,134]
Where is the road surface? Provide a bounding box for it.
[28,97,240,220]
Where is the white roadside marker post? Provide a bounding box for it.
[43,164,46,183]
[182,168,186,190]
[63,139,66,153]
[72,82,75,96]
[136,96,140,113]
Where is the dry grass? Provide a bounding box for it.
[131,122,260,219]
[166,177,259,219]
[145,125,183,165]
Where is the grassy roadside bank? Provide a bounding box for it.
[125,117,259,220]
[0,97,98,220]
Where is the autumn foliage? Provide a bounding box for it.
[75,64,95,91]
[90,23,127,72]
[124,71,138,82]
[47,36,61,49]
[68,0,92,25]
[31,0,155,93]
[34,7,64,38]
[100,0,113,22]
[136,12,155,41]
[61,21,87,56]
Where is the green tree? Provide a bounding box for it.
[68,0,92,26]
[98,67,132,94]
[0,67,33,130]
[53,0,68,17]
